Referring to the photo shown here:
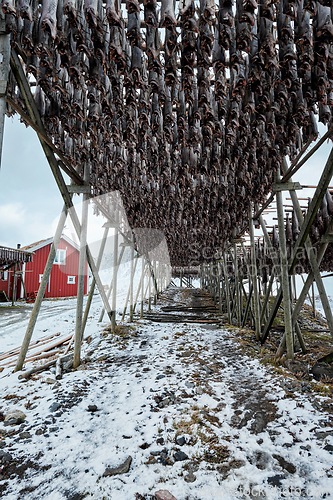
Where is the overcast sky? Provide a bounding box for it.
[0,115,332,250]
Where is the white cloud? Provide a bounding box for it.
[0,202,26,227]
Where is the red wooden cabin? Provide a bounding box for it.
[0,236,88,300]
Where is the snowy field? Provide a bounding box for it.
[0,288,333,499]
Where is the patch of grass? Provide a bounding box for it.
[310,382,331,394]
[104,324,136,337]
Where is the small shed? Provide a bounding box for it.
[0,236,88,300]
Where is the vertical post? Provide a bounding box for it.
[312,281,316,319]
[98,246,125,322]
[234,243,241,325]
[122,253,139,319]
[130,242,134,322]
[15,206,68,371]
[0,15,10,170]
[141,255,144,318]
[111,208,119,331]
[148,266,152,311]
[218,261,222,313]
[74,164,89,369]
[82,226,109,335]
[19,263,27,300]
[249,205,261,339]
[275,170,294,359]
[12,264,17,305]
[222,252,232,324]
[153,261,157,305]
[292,274,297,302]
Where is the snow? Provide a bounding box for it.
[0,288,333,499]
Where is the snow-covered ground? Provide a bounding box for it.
[0,256,171,356]
[0,288,333,499]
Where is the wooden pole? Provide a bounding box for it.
[12,264,17,306]
[74,164,89,369]
[300,274,315,308]
[292,274,297,301]
[141,255,144,318]
[261,146,333,345]
[15,207,68,371]
[122,254,138,320]
[259,271,275,325]
[222,252,232,324]
[130,242,134,321]
[0,16,10,170]
[19,263,27,300]
[11,50,113,325]
[148,266,152,311]
[242,283,253,327]
[312,281,316,319]
[281,157,333,336]
[276,169,294,359]
[249,205,261,339]
[82,226,109,337]
[111,210,119,331]
[98,246,125,323]
[153,261,157,305]
[218,262,223,313]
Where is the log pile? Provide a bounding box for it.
[3,0,333,265]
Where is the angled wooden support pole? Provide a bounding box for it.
[222,252,231,324]
[259,272,275,325]
[11,49,112,321]
[10,50,82,206]
[122,251,138,320]
[0,16,10,170]
[242,283,253,327]
[82,226,109,335]
[281,157,333,338]
[98,245,125,323]
[249,205,261,339]
[15,207,68,371]
[262,146,333,345]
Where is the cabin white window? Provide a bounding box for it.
[39,274,43,283]
[67,276,75,284]
[2,271,8,281]
[54,249,66,265]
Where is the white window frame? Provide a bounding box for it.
[39,274,43,283]
[54,249,66,265]
[67,276,75,284]
[2,271,8,281]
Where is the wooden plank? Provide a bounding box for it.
[66,185,90,193]
[272,182,302,192]
[0,332,61,362]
